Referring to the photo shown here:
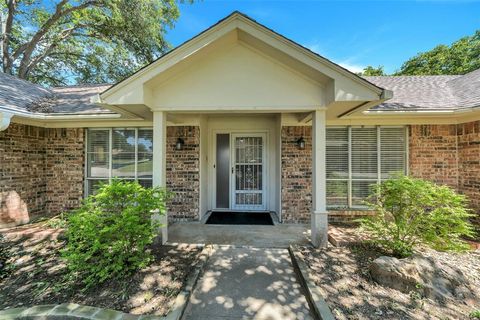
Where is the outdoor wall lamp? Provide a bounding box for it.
[175,138,185,150]
[296,137,306,150]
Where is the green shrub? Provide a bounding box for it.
[359,175,475,257]
[470,310,480,320]
[63,180,171,288]
[45,212,69,229]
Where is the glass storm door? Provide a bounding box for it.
[231,134,266,210]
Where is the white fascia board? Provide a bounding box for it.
[0,106,122,120]
[364,109,467,116]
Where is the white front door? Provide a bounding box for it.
[231,133,266,211]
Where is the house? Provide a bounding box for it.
[1,12,479,247]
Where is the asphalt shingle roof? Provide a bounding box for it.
[365,68,480,111]
[0,72,114,115]
[1,67,480,115]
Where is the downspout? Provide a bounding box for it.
[0,111,13,131]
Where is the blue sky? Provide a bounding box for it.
[165,0,480,74]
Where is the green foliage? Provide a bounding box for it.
[63,180,171,288]
[45,212,69,229]
[358,65,386,76]
[470,310,480,319]
[1,0,193,85]
[395,30,480,75]
[359,175,475,257]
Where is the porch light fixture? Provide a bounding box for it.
[296,137,306,150]
[175,138,185,150]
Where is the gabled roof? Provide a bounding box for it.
[365,68,480,111]
[1,11,480,119]
[100,11,386,104]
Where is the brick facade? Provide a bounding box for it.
[166,126,200,221]
[409,123,480,222]
[1,123,84,227]
[409,125,459,188]
[280,123,480,224]
[457,121,480,223]
[281,126,312,223]
[44,128,85,214]
[2,121,479,227]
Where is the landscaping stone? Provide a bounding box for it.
[0,303,166,320]
[370,254,477,305]
[327,225,368,247]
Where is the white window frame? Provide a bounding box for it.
[326,125,408,210]
[84,127,153,196]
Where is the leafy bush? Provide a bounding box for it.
[470,310,480,320]
[360,175,475,257]
[63,180,171,288]
[45,212,69,229]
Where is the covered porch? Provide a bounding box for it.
[96,12,390,247]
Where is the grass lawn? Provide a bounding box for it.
[0,224,202,316]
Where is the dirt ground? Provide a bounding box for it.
[299,244,480,320]
[0,230,202,316]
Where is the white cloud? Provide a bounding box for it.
[337,62,365,74]
[304,40,365,74]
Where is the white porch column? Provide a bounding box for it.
[311,109,328,248]
[152,111,168,244]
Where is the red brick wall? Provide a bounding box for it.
[44,128,85,214]
[409,125,459,188]
[281,126,312,223]
[409,123,480,224]
[166,126,200,221]
[457,121,480,223]
[281,123,480,225]
[1,124,46,227]
[0,123,84,227]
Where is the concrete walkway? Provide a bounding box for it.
[182,246,313,320]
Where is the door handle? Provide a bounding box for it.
[231,166,234,174]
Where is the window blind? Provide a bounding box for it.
[86,128,153,195]
[326,126,407,209]
[326,128,349,207]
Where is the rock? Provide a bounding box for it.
[370,254,477,304]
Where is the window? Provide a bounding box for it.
[86,128,153,195]
[326,126,407,209]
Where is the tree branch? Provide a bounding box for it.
[16,0,101,78]
[23,25,85,78]
[2,0,17,73]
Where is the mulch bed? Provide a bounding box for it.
[0,227,202,316]
[299,244,480,320]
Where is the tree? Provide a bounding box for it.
[395,31,480,76]
[1,0,190,86]
[358,65,385,76]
